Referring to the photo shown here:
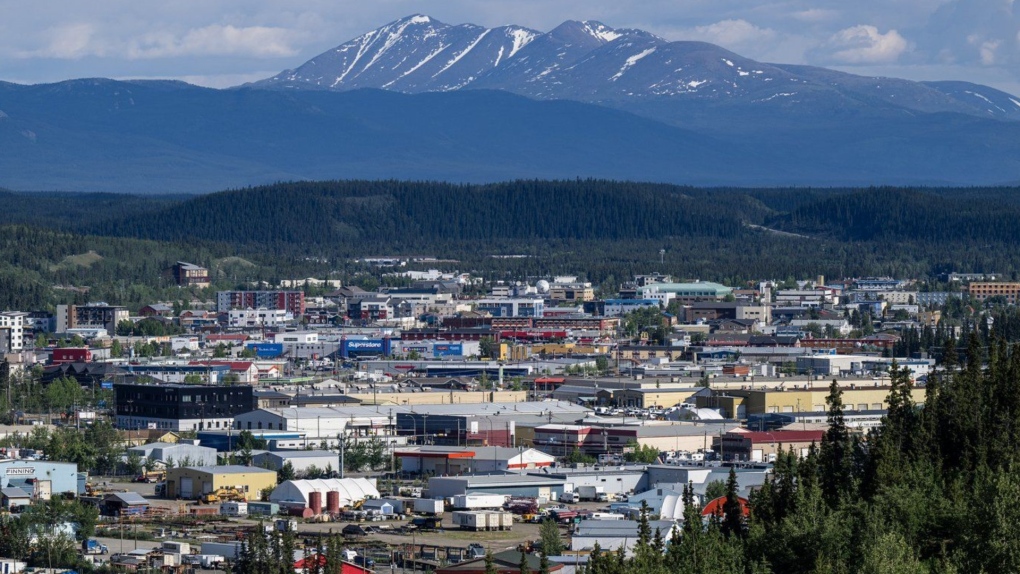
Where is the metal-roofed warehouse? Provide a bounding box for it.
[426,473,568,500]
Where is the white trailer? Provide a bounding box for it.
[220,502,248,517]
[451,511,513,531]
[577,486,605,501]
[413,498,445,515]
[161,541,191,555]
[452,494,505,510]
[201,542,242,561]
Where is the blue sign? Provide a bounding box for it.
[100,381,114,390]
[433,343,463,357]
[341,338,389,357]
[247,343,284,358]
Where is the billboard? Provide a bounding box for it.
[342,338,390,358]
[433,343,463,357]
[247,343,284,358]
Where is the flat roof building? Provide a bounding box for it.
[165,465,277,501]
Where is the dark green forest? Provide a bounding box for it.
[580,351,1020,573]
[4,181,1020,311]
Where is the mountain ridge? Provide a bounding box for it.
[252,14,1020,123]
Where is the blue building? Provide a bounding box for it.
[0,460,80,497]
[474,298,545,318]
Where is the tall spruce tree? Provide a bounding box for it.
[818,379,854,506]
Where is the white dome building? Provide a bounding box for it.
[269,478,380,507]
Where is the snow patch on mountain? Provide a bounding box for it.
[508,28,537,58]
[434,30,490,77]
[611,48,656,81]
[384,43,449,87]
[582,21,621,43]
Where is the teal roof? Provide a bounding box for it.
[640,282,732,296]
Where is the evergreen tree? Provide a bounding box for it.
[818,379,854,506]
[721,467,745,539]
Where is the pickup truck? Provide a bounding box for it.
[82,539,109,555]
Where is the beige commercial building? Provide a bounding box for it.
[165,465,277,501]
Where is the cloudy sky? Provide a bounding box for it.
[2,0,1018,95]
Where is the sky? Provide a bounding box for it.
[1,0,1018,95]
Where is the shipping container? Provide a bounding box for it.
[413,498,445,515]
[247,502,280,516]
[452,494,506,510]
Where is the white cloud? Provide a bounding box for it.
[651,18,783,57]
[16,22,102,59]
[682,19,777,48]
[791,9,840,24]
[817,25,909,64]
[127,25,301,59]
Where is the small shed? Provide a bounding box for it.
[104,492,151,516]
[362,499,394,516]
[1,486,31,510]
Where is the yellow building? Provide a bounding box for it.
[531,342,612,356]
[718,387,926,417]
[165,465,277,501]
[613,387,701,409]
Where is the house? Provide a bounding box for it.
[139,303,175,318]
[436,550,563,574]
[170,262,211,288]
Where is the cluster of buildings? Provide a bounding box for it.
[4,267,1016,573]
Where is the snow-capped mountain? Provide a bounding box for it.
[254,14,1020,121]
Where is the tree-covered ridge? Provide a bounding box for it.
[581,349,1020,573]
[89,180,757,246]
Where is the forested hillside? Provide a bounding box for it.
[5,182,1020,311]
[578,351,1020,573]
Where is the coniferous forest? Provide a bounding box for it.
[4,181,1020,312]
[582,348,1020,574]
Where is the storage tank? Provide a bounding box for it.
[326,491,340,514]
[308,491,323,515]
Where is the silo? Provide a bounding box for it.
[308,491,323,515]
[326,491,341,514]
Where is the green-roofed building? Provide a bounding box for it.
[639,281,733,300]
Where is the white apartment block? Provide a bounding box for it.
[227,308,292,328]
[0,312,27,352]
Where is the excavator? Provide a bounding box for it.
[199,487,247,504]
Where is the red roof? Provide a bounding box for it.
[701,495,751,518]
[205,334,249,342]
[189,360,255,372]
[292,556,371,574]
[739,430,824,444]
